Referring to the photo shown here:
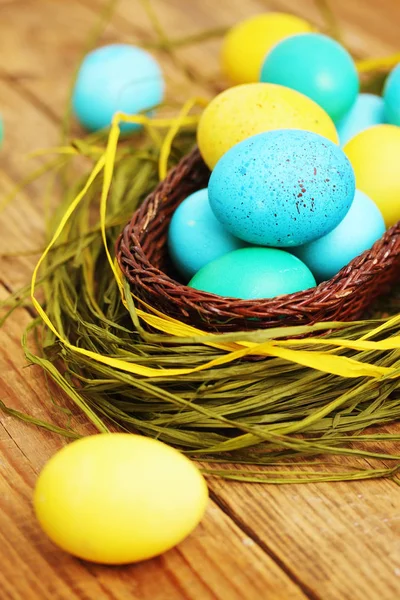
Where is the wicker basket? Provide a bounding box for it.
[116,147,400,332]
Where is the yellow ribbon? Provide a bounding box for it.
[30,108,400,381]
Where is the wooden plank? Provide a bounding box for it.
[0,295,308,600]
[0,0,206,119]
[0,78,60,192]
[0,78,62,290]
[209,475,400,600]
[265,0,400,56]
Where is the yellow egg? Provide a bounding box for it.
[197,83,339,169]
[34,434,208,564]
[344,125,400,228]
[221,13,313,84]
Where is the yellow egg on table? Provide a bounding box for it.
[221,12,313,84]
[34,434,208,564]
[198,82,338,169]
[344,125,400,228]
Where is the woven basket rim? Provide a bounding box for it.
[116,146,400,330]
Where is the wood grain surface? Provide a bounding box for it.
[1,1,400,599]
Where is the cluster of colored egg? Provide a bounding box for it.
[168,14,400,300]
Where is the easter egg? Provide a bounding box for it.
[34,434,208,564]
[208,129,355,247]
[383,63,400,126]
[188,247,316,299]
[344,125,400,227]
[168,188,246,281]
[221,12,313,85]
[72,44,164,133]
[335,93,386,146]
[198,82,338,169]
[260,33,359,121]
[292,190,386,282]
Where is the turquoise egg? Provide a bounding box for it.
[383,63,400,126]
[168,189,246,281]
[260,33,359,121]
[188,247,316,299]
[72,44,164,133]
[292,190,386,282]
[335,93,386,146]
[208,129,355,247]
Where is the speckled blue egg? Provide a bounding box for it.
[260,33,359,121]
[168,189,247,281]
[383,63,400,126]
[188,247,316,299]
[72,44,164,133]
[335,94,386,146]
[208,129,355,247]
[291,190,386,282]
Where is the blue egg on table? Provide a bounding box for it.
[168,188,247,281]
[335,93,386,146]
[383,63,400,126]
[72,44,164,133]
[188,247,316,299]
[208,129,355,247]
[260,33,359,121]
[291,190,386,282]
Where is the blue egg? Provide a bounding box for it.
[335,93,386,146]
[292,190,386,282]
[72,44,164,133]
[208,129,355,247]
[188,247,316,299]
[383,63,400,126]
[168,188,247,281]
[260,33,359,121]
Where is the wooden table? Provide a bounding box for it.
[1,1,399,598]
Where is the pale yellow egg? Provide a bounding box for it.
[197,83,339,169]
[221,12,314,84]
[344,125,400,228]
[34,434,208,564]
